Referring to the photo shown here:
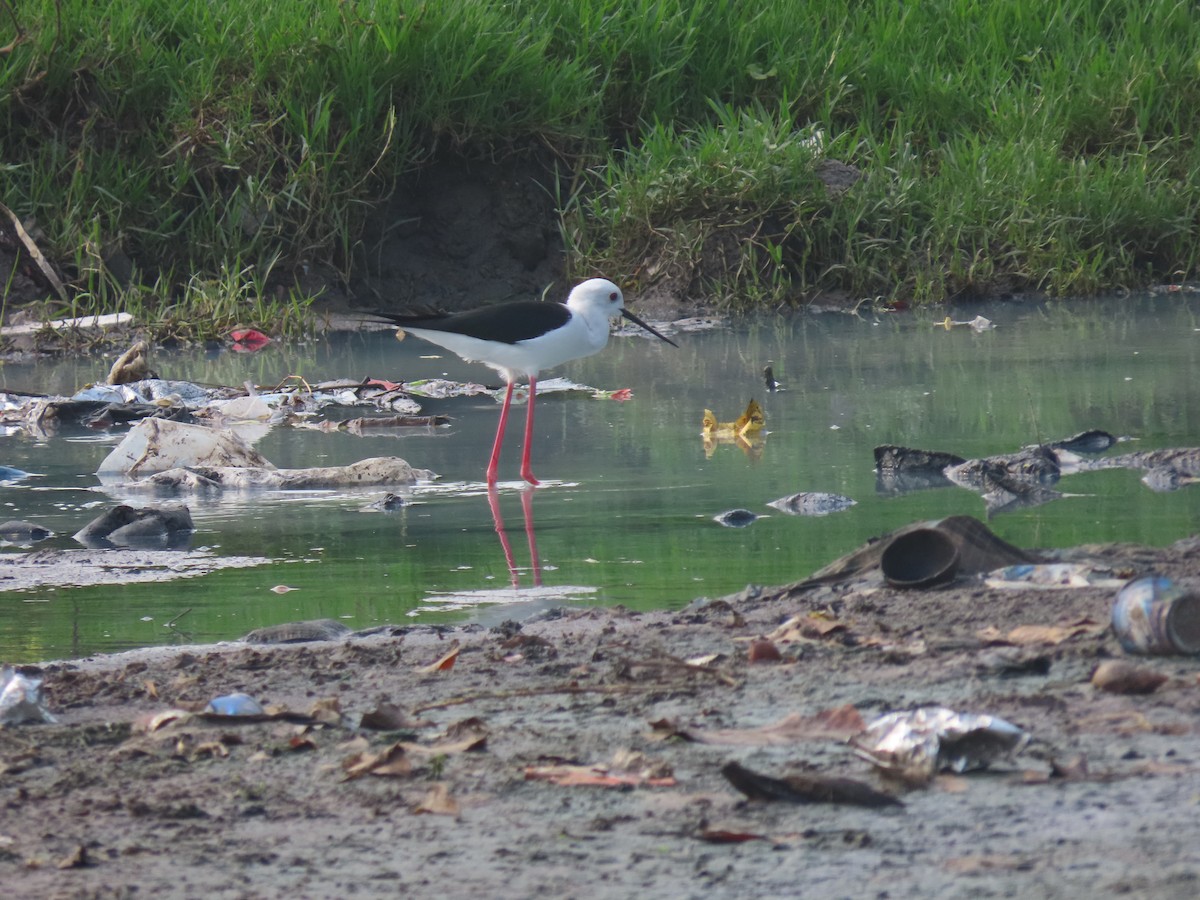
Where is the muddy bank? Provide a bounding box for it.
[3,533,1200,898]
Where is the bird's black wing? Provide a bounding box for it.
[376,301,572,345]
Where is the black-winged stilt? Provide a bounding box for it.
[383,278,677,486]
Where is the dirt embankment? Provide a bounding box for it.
[3,534,1200,898]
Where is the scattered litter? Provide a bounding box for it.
[525,749,675,788]
[97,418,273,477]
[702,399,766,458]
[416,641,461,673]
[0,311,132,338]
[205,693,265,716]
[881,527,959,588]
[937,315,995,332]
[976,619,1104,646]
[1111,575,1200,655]
[230,329,270,352]
[985,563,1126,590]
[651,705,865,745]
[342,742,412,780]
[850,707,1029,783]
[0,667,57,725]
[107,341,152,385]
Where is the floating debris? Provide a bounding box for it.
[702,399,765,441]
[713,509,759,528]
[98,418,272,477]
[107,340,153,385]
[365,492,408,512]
[702,399,766,459]
[762,363,784,393]
[1142,467,1200,492]
[937,315,995,332]
[767,492,856,516]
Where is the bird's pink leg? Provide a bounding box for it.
[519,376,540,486]
[487,382,515,486]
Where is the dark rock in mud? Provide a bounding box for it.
[0,520,52,541]
[74,504,195,550]
[721,760,902,809]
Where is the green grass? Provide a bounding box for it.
[2,0,1200,326]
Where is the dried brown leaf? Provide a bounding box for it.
[416,641,461,673]
[342,742,412,780]
[413,783,461,816]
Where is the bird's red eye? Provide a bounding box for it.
[609,292,618,301]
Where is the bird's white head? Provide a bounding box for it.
[566,278,678,347]
[565,278,626,319]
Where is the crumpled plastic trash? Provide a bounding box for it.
[73,378,214,407]
[205,692,265,716]
[0,667,58,725]
[849,706,1029,782]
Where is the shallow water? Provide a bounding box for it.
[2,292,1199,662]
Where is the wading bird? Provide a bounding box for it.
[383,278,677,486]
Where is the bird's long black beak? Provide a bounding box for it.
[620,309,678,347]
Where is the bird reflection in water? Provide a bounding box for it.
[486,485,542,588]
